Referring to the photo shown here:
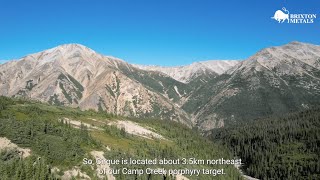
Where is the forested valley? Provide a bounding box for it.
[210,108,320,180]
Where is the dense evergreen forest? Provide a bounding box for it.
[0,96,242,179]
[210,108,320,180]
[0,96,100,179]
[105,117,242,180]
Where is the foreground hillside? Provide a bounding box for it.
[0,96,242,179]
[210,107,320,179]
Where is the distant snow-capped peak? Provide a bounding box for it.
[133,60,240,83]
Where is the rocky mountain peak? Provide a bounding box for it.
[13,43,112,71]
[249,41,319,58]
[39,43,98,61]
[46,43,95,54]
[287,41,307,46]
[232,41,320,74]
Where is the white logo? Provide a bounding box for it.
[271,7,289,23]
[271,7,317,24]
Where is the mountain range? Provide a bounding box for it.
[183,41,320,130]
[1,41,320,131]
[133,60,239,83]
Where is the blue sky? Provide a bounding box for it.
[0,0,319,66]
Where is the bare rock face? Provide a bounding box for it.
[0,44,192,126]
[184,42,320,130]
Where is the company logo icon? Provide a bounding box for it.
[271,7,289,23]
[271,7,317,24]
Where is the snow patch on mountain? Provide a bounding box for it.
[174,86,182,97]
